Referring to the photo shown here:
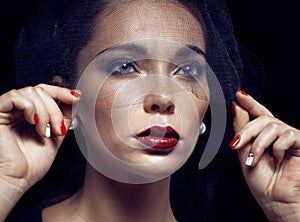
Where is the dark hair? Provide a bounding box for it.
[9,0,264,221]
[14,0,109,89]
[14,0,243,104]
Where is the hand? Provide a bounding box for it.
[0,84,81,218]
[230,90,300,222]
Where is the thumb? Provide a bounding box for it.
[233,101,249,133]
[61,103,73,129]
[54,103,75,146]
[232,102,252,168]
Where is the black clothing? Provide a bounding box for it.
[5,0,268,221]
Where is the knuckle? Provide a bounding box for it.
[284,129,295,138]
[23,100,34,110]
[35,86,46,94]
[35,84,47,92]
[267,121,280,130]
[273,117,281,122]
[36,83,46,88]
[7,89,19,97]
[258,114,271,122]
[22,86,35,94]
[272,143,284,152]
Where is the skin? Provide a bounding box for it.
[0,84,80,220]
[232,91,300,221]
[0,0,300,222]
[45,0,208,221]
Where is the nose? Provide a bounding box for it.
[143,94,175,114]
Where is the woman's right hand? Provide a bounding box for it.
[0,84,81,219]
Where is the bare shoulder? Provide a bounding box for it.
[42,196,79,222]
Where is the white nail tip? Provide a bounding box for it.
[245,153,254,166]
[46,123,51,138]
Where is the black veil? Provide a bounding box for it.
[8,0,266,221]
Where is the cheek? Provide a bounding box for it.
[94,78,135,136]
[94,85,128,156]
[95,78,130,114]
[94,80,120,133]
[176,77,209,102]
[190,92,209,122]
[176,79,209,120]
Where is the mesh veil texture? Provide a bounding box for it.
[8,1,268,221]
[14,0,243,104]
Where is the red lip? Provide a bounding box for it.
[137,126,180,151]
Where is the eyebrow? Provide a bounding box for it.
[176,45,206,57]
[181,45,206,57]
[98,43,206,58]
[98,43,147,56]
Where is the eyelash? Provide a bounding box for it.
[105,59,138,75]
[105,59,204,78]
[174,62,204,78]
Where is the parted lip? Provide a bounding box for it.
[136,126,180,151]
[137,126,180,139]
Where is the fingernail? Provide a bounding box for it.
[61,121,67,136]
[237,89,248,96]
[231,102,236,117]
[229,135,240,149]
[34,113,39,124]
[245,153,254,166]
[70,91,81,98]
[46,123,51,138]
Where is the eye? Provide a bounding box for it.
[175,62,204,78]
[106,60,138,75]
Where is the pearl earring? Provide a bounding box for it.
[69,117,79,130]
[199,122,206,135]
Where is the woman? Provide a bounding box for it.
[1,0,300,221]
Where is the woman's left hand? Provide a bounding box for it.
[231,90,300,222]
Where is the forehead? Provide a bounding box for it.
[90,0,205,52]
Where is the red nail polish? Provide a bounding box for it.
[229,135,240,149]
[61,121,67,136]
[231,102,236,117]
[34,113,39,124]
[70,91,81,98]
[237,89,248,96]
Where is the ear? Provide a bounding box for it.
[52,75,64,86]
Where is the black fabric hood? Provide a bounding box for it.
[14,0,257,105]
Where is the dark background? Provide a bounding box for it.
[0,0,299,128]
[226,0,299,129]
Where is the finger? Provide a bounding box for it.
[245,121,286,167]
[34,84,82,136]
[232,102,252,165]
[231,115,282,150]
[35,84,82,105]
[273,129,300,164]
[237,143,252,167]
[35,84,81,135]
[18,87,51,137]
[60,103,75,128]
[0,89,40,125]
[0,90,34,115]
[35,87,67,137]
[235,90,273,118]
[230,102,249,149]
[232,101,249,132]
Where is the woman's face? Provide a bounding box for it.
[76,0,209,183]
